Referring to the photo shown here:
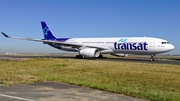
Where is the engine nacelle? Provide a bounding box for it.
[79,48,100,58]
[111,53,128,57]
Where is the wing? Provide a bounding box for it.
[1,32,108,50]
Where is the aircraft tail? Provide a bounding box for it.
[41,21,57,40]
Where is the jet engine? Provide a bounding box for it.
[79,48,100,58]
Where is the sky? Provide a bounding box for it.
[0,0,179,54]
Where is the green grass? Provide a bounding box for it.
[0,58,180,101]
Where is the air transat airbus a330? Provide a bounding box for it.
[1,21,174,61]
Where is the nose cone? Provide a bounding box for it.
[169,44,175,50]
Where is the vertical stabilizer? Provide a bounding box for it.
[41,21,57,40]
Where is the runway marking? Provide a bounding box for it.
[0,93,35,101]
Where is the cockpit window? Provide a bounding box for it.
[161,42,169,44]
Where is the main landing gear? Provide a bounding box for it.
[150,54,155,61]
[98,54,103,58]
[75,55,83,59]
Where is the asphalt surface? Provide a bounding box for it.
[0,82,145,101]
[99,57,180,65]
[0,55,180,65]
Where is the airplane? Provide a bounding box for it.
[1,21,174,61]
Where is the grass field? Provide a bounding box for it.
[0,58,180,101]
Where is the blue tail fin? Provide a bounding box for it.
[41,21,57,40]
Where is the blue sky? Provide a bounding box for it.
[0,0,179,54]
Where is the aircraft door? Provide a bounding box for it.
[150,40,155,47]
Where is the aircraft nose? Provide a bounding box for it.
[169,44,175,50]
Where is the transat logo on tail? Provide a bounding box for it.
[114,38,148,50]
[43,26,49,36]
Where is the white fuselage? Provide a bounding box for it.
[53,37,174,55]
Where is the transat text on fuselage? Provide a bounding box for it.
[114,38,148,50]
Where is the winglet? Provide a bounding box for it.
[1,32,11,38]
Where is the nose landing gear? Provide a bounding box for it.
[150,54,155,61]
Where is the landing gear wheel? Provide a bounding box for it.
[76,55,83,59]
[150,58,154,61]
[98,54,103,58]
[150,54,155,61]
